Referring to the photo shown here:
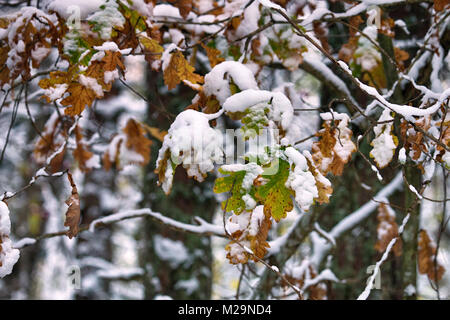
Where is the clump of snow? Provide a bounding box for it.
[316,111,356,172]
[156,110,224,194]
[161,43,179,71]
[43,83,68,101]
[225,205,269,262]
[0,201,20,278]
[79,75,103,97]
[274,84,320,148]
[47,0,106,19]
[370,110,397,168]
[90,42,131,63]
[398,147,407,164]
[354,26,382,72]
[284,147,318,211]
[87,1,125,40]
[204,61,258,105]
[104,69,119,84]
[31,45,51,64]
[223,89,294,130]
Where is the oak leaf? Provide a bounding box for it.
[255,160,293,222]
[122,118,153,166]
[374,203,402,256]
[163,50,204,90]
[418,229,445,282]
[61,82,99,116]
[73,125,96,172]
[201,43,224,68]
[434,0,450,11]
[64,173,81,239]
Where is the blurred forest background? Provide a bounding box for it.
[0,0,449,300]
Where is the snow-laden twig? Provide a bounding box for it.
[302,268,340,291]
[1,169,66,201]
[89,209,225,236]
[357,213,410,300]
[15,207,226,249]
[314,222,336,247]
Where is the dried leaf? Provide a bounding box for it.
[64,172,81,239]
[73,125,96,172]
[139,35,164,60]
[374,203,402,256]
[306,158,333,204]
[312,119,356,176]
[169,0,193,19]
[434,0,450,11]
[201,43,224,68]
[141,123,167,142]
[163,50,203,90]
[61,82,98,116]
[122,118,153,166]
[418,229,445,282]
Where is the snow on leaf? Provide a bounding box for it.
[311,112,356,176]
[284,147,318,212]
[374,203,402,257]
[223,89,294,131]
[168,0,193,19]
[155,110,223,194]
[203,61,258,105]
[214,163,262,214]
[225,205,272,264]
[304,151,332,205]
[370,110,398,169]
[0,201,20,278]
[255,159,293,222]
[400,117,430,161]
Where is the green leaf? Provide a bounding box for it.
[255,159,293,221]
[241,104,270,136]
[214,169,249,215]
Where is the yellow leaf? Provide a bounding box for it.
[163,50,203,90]
[141,123,167,142]
[201,43,224,68]
[139,35,163,59]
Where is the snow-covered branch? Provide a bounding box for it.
[15,208,225,249]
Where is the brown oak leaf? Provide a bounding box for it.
[163,50,203,90]
[374,203,402,256]
[418,229,445,282]
[64,172,81,239]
